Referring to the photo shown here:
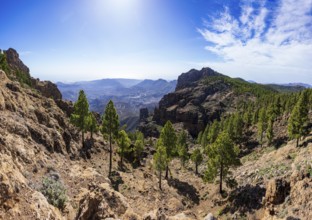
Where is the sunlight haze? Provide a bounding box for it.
[1,0,311,84]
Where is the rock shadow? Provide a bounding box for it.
[167,178,200,205]
[224,184,266,214]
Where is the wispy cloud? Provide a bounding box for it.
[198,0,312,83]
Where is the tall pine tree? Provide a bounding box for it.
[159,121,177,179]
[70,90,89,148]
[191,148,203,175]
[154,140,167,190]
[117,130,131,169]
[205,132,240,194]
[133,131,144,165]
[177,130,189,167]
[86,112,98,140]
[101,100,119,176]
[257,108,267,147]
[288,90,309,147]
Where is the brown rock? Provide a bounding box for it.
[75,183,134,220]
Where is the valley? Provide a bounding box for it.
[0,49,312,220]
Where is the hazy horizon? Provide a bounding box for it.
[1,0,311,84]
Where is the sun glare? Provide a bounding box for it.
[91,0,143,24]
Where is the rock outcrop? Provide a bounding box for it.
[153,67,254,136]
[4,48,30,77]
[31,78,62,100]
[76,182,138,220]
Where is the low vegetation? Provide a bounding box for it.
[40,177,67,210]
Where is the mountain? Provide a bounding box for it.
[265,84,306,93]
[2,49,312,219]
[151,67,276,136]
[282,82,312,88]
[57,77,177,131]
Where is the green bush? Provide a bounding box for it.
[40,177,67,210]
[15,70,32,86]
[0,53,9,73]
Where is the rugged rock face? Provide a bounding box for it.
[153,67,251,136]
[4,48,30,77]
[0,68,81,219]
[31,78,62,100]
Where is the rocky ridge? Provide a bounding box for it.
[152,68,260,136]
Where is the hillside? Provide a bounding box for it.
[1,49,312,220]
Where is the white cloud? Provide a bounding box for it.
[198,0,312,84]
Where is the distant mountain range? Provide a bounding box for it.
[56,78,177,130]
[247,81,311,93]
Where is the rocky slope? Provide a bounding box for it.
[1,49,312,220]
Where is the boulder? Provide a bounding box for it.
[75,183,134,220]
[264,178,290,206]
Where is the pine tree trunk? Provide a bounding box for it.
[120,155,123,170]
[220,162,223,194]
[296,138,299,148]
[159,170,162,190]
[109,133,112,176]
[165,165,169,179]
[82,131,84,148]
[195,163,198,175]
[91,130,93,140]
[260,132,263,147]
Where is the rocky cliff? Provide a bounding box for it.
[153,68,262,136]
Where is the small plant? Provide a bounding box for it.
[40,177,67,210]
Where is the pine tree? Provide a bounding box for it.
[200,124,210,148]
[159,121,177,179]
[70,90,89,148]
[154,140,167,190]
[86,112,98,140]
[232,113,243,142]
[191,148,203,175]
[177,130,189,167]
[266,118,274,146]
[252,108,259,125]
[134,131,144,165]
[207,120,220,145]
[257,108,267,147]
[101,100,119,176]
[197,131,203,145]
[117,130,131,169]
[205,132,240,194]
[0,53,9,73]
[288,90,309,147]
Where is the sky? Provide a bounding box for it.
[0,0,312,84]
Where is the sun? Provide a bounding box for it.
[92,0,143,21]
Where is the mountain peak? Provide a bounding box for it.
[176,67,221,90]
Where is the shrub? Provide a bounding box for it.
[40,177,67,210]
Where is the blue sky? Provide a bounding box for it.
[1,0,311,84]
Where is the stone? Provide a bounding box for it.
[204,213,216,220]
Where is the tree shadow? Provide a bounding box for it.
[79,138,94,159]
[223,184,266,214]
[109,171,124,191]
[273,136,288,149]
[167,178,200,205]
